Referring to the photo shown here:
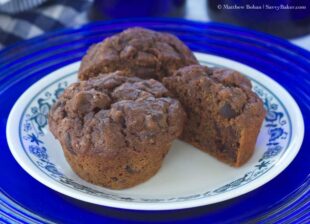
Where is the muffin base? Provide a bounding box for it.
[62,142,171,189]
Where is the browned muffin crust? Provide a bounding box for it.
[49,71,185,189]
[163,65,266,167]
[78,27,198,81]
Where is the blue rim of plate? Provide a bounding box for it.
[0,18,309,223]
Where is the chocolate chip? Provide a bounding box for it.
[111,177,118,181]
[64,133,76,155]
[125,165,136,174]
[219,103,238,119]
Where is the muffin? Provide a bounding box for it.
[78,27,198,81]
[163,65,266,167]
[49,71,185,189]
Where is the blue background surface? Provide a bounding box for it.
[0,18,309,223]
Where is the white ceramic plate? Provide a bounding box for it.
[6,53,304,210]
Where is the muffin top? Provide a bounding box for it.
[78,27,198,81]
[49,71,185,155]
[163,65,264,121]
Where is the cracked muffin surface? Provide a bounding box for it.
[49,71,185,189]
[163,65,266,167]
[78,27,198,81]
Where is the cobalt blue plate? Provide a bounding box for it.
[0,18,309,223]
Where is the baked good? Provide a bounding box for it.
[78,27,198,81]
[49,71,185,189]
[163,65,266,166]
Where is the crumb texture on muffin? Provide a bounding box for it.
[49,71,185,189]
[163,65,266,167]
[78,27,198,81]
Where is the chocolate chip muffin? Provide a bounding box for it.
[49,71,185,189]
[163,65,266,167]
[78,27,198,81]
